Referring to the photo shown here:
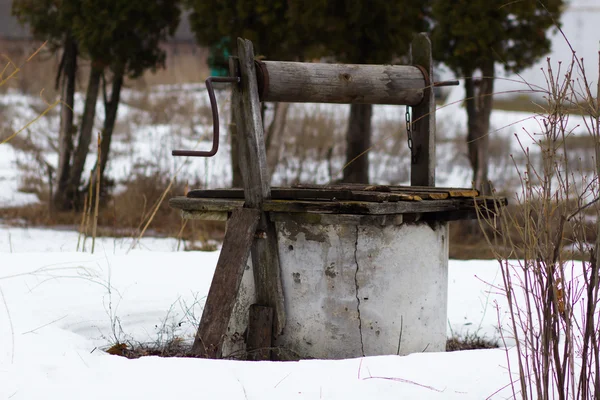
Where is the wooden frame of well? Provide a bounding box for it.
[169,35,503,360]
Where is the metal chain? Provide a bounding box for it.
[405,106,416,164]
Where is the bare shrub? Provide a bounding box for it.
[478,49,600,399]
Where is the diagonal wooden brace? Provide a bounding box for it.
[191,208,260,358]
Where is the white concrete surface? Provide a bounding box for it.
[222,215,449,360]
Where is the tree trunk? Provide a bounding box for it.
[465,63,494,194]
[53,35,78,211]
[89,70,124,200]
[342,103,372,183]
[64,65,103,209]
[266,102,290,179]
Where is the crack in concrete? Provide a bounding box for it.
[353,225,365,356]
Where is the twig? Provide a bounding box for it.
[361,376,444,393]
[77,193,89,252]
[22,315,68,335]
[92,133,102,254]
[274,372,292,388]
[83,169,94,252]
[567,196,600,221]
[0,285,15,363]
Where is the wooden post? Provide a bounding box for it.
[246,304,274,361]
[191,208,261,358]
[410,33,436,187]
[230,38,286,339]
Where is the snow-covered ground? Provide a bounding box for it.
[0,225,520,399]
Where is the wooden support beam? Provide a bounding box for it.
[257,61,425,105]
[410,33,436,187]
[246,304,274,361]
[191,208,261,358]
[232,38,286,336]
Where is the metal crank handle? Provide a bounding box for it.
[172,76,240,158]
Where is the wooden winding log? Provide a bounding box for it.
[255,60,426,105]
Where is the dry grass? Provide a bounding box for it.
[105,337,199,359]
[0,170,226,246]
[0,41,59,97]
[494,93,592,116]
[446,332,499,352]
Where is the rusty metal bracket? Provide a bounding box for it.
[414,64,431,92]
[414,64,459,93]
[172,76,240,158]
[254,60,269,101]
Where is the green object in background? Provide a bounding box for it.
[208,37,231,77]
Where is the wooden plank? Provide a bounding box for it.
[291,183,478,197]
[262,199,461,215]
[169,197,244,212]
[235,38,286,336]
[181,211,228,221]
[188,188,421,202]
[231,46,270,207]
[258,61,425,105]
[447,190,480,198]
[246,304,274,361]
[171,196,505,216]
[191,208,261,358]
[410,33,436,187]
[250,213,286,334]
[229,57,247,189]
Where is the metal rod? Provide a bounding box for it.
[172,76,240,158]
[433,80,460,87]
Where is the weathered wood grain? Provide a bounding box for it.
[250,213,286,335]
[180,210,228,221]
[187,188,421,202]
[246,304,274,361]
[170,196,505,216]
[410,33,436,187]
[229,57,248,189]
[232,44,270,207]
[169,197,244,212]
[258,61,425,105]
[236,38,286,336]
[291,183,479,198]
[262,199,466,215]
[191,208,261,358]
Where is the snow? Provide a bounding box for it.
[0,225,519,399]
